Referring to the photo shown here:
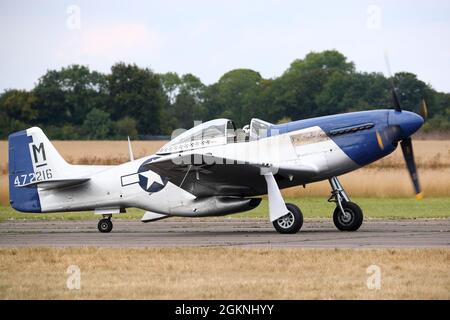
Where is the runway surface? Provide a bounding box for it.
[0,218,449,248]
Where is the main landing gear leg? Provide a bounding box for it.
[264,172,303,234]
[98,214,113,233]
[328,176,363,231]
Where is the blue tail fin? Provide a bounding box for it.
[8,129,42,212]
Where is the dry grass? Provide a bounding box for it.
[282,168,450,198]
[0,175,7,206]
[0,247,448,300]
[0,140,449,205]
[0,140,166,172]
[368,140,450,169]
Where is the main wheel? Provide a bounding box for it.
[272,203,303,234]
[98,218,113,233]
[333,201,363,231]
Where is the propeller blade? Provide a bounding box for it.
[392,88,402,112]
[400,138,423,199]
[376,125,401,150]
[384,51,402,112]
[419,99,428,121]
[376,131,384,150]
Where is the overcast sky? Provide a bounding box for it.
[1,0,449,93]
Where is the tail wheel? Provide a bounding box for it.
[98,218,113,233]
[272,203,303,234]
[333,201,363,231]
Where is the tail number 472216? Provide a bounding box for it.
[14,169,53,187]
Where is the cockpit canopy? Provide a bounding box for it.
[157,119,233,154]
[157,118,273,155]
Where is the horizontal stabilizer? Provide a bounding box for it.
[18,178,90,190]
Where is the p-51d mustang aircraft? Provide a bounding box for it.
[8,95,426,234]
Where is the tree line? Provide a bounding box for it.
[1,50,449,140]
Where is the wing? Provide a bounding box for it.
[143,154,317,197]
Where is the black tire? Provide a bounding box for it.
[333,201,363,231]
[272,203,303,234]
[98,218,113,233]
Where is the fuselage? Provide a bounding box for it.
[10,109,424,217]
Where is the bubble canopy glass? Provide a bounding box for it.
[157,119,235,154]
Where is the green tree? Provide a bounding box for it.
[315,72,391,115]
[82,108,112,139]
[33,65,108,126]
[174,73,206,128]
[0,89,38,122]
[263,50,355,122]
[160,72,206,132]
[0,89,39,137]
[113,117,138,139]
[285,50,354,76]
[392,72,435,114]
[160,72,181,104]
[203,69,262,127]
[423,111,450,132]
[434,92,450,117]
[108,63,165,134]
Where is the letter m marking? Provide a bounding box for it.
[32,142,47,165]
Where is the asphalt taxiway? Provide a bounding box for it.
[0,218,449,248]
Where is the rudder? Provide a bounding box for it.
[8,127,70,212]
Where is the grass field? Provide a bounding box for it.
[1,197,449,221]
[0,247,448,299]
